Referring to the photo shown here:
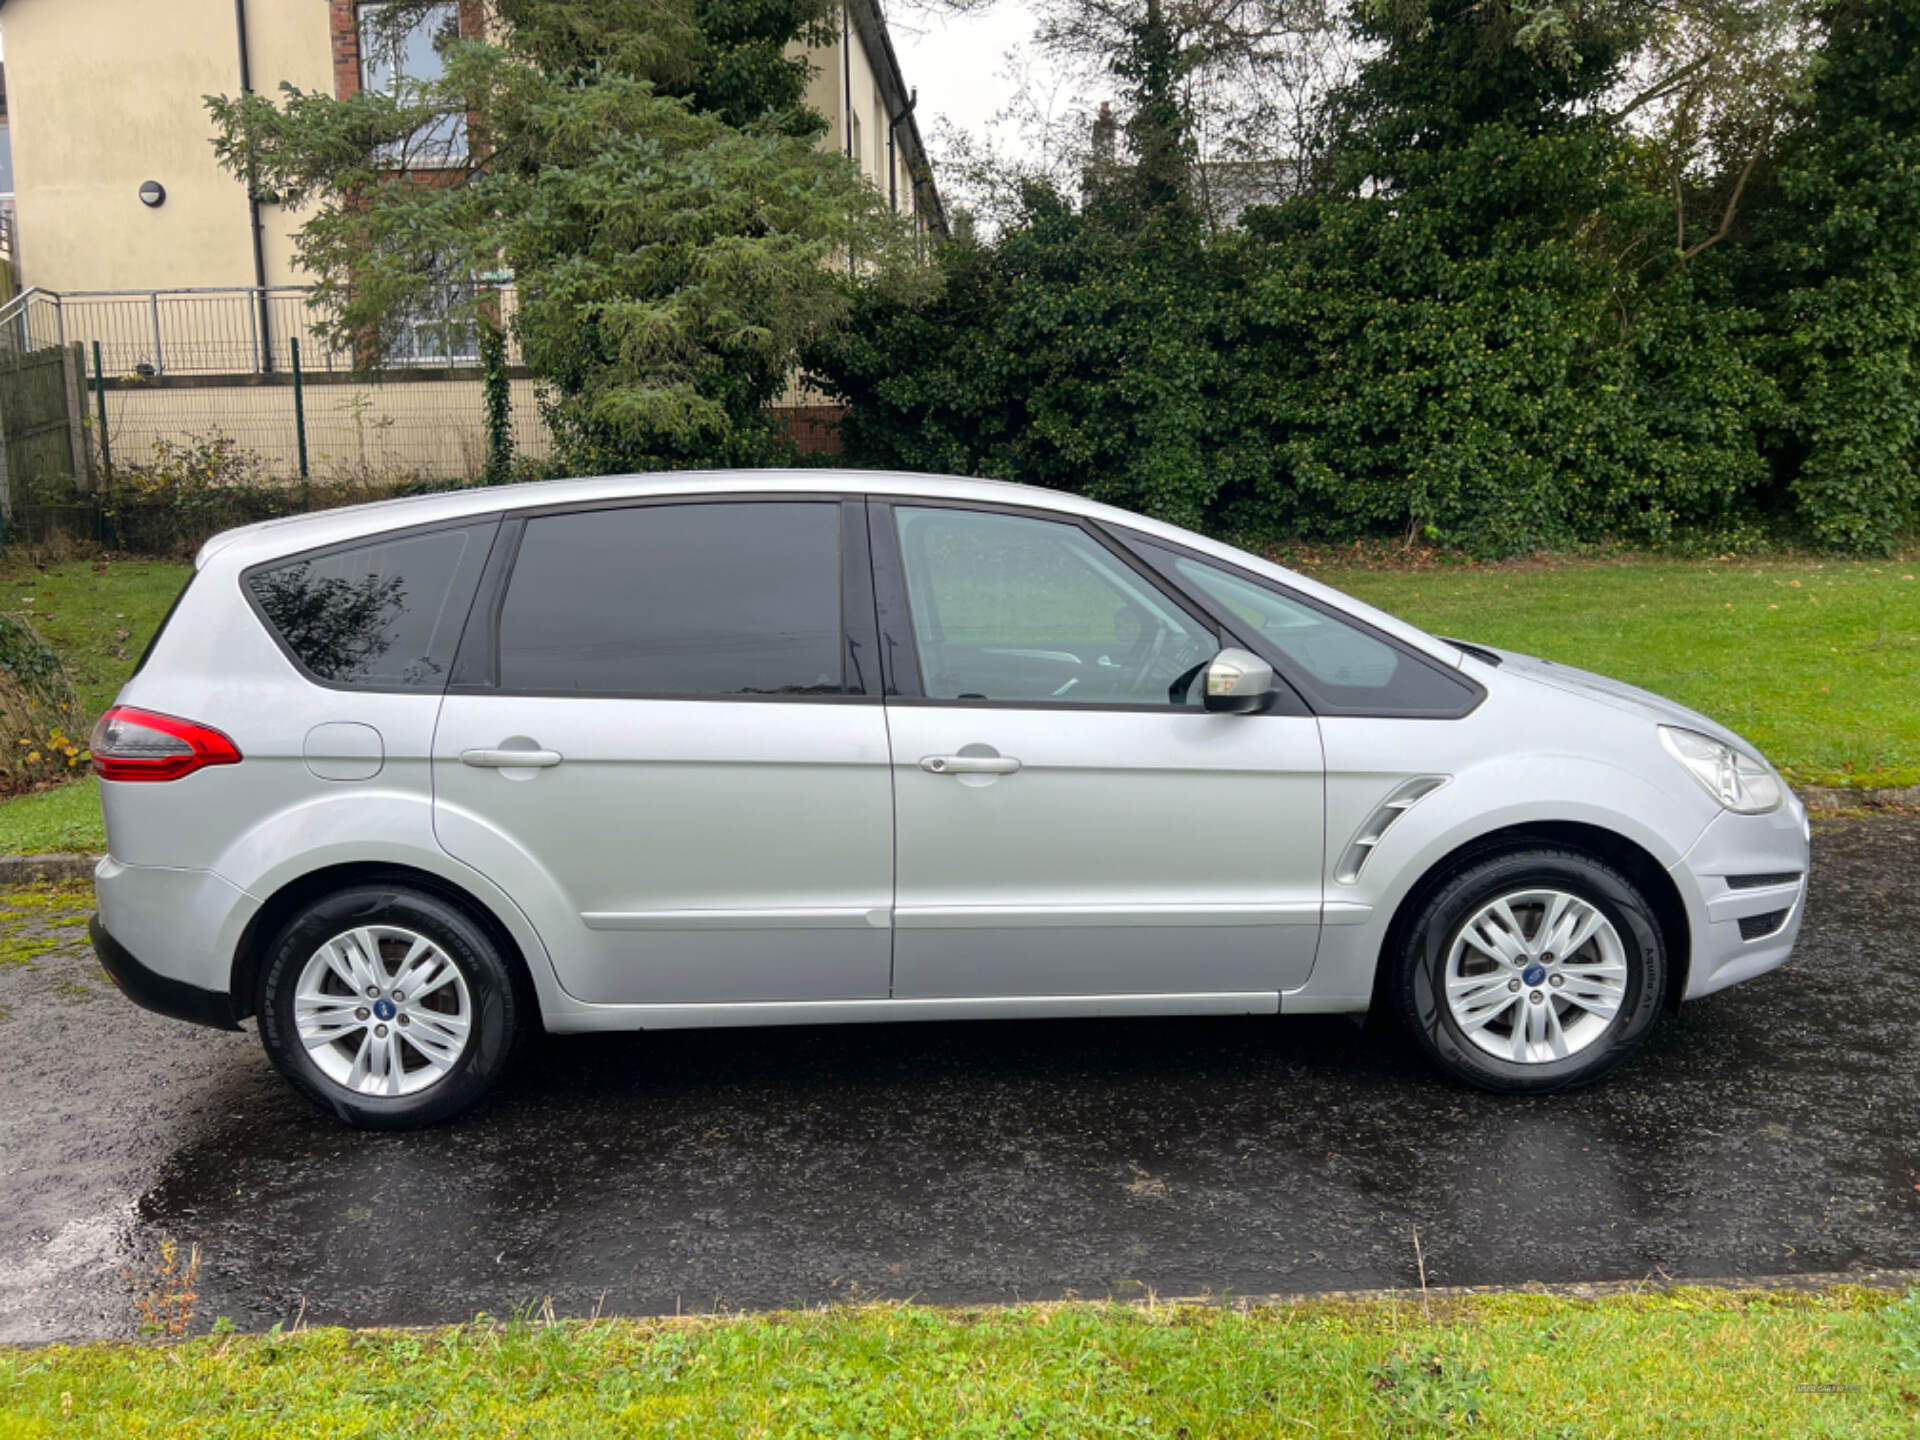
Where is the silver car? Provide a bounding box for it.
[89,471,1809,1127]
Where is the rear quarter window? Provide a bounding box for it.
[245,520,498,689]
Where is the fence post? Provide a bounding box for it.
[291,336,310,483]
[0,359,12,529]
[148,290,164,376]
[62,343,93,493]
[92,340,111,484]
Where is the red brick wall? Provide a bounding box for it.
[329,0,362,100]
[775,405,847,457]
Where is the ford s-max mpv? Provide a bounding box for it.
[89,471,1809,1126]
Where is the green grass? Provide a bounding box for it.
[0,558,187,854]
[1,1288,1917,1437]
[0,557,188,716]
[0,778,103,856]
[1315,557,1920,789]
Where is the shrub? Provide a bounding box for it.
[7,431,488,560]
[0,612,89,796]
[808,0,1920,557]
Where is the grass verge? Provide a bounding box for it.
[0,557,186,853]
[0,778,103,856]
[1313,556,1920,789]
[0,558,187,717]
[2,1288,1917,1437]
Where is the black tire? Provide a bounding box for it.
[256,884,520,1129]
[1390,846,1666,1094]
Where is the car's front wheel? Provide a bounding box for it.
[256,885,520,1128]
[1391,846,1667,1094]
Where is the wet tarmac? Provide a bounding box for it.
[2,817,1916,1342]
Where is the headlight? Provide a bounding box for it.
[1659,726,1783,813]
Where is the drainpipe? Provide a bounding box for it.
[889,88,917,215]
[842,4,853,160]
[235,0,273,372]
[887,94,900,211]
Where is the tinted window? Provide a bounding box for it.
[1134,541,1478,716]
[249,522,496,688]
[894,507,1217,705]
[497,502,844,697]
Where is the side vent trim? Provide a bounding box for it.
[1335,776,1449,885]
[1726,871,1802,891]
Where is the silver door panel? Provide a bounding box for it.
[433,696,893,1004]
[894,914,1320,997]
[886,706,1326,997]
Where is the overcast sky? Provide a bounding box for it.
[888,1,1050,156]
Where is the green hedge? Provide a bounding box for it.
[808,0,1920,557]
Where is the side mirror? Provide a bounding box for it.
[1203,647,1277,713]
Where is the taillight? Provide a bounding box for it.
[90,706,242,782]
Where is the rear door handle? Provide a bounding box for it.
[921,754,1021,775]
[462,747,563,768]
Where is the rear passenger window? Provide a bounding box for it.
[247,521,497,689]
[496,502,845,697]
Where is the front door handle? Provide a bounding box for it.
[921,754,1021,775]
[462,747,563,768]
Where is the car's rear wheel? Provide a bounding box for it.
[256,885,519,1128]
[1391,846,1666,1094]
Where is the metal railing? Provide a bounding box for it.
[0,283,522,379]
[0,205,19,297]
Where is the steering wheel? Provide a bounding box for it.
[1123,620,1173,698]
[1167,656,1209,706]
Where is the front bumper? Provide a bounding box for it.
[91,914,241,1030]
[1675,796,1811,1000]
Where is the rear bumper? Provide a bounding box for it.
[92,855,259,1024]
[90,914,241,1030]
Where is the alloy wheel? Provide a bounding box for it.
[1442,888,1628,1064]
[292,925,473,1097]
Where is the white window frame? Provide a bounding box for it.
[358,0,469,169]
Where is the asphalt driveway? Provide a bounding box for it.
[2,817,1916,1342]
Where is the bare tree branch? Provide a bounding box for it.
[1681,138,1765,259]
[1610,51,1713,123]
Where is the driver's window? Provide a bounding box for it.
[894,507,1217,705]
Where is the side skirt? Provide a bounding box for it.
[541,990,1280,1034]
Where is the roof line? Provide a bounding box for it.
[844,0,950,240]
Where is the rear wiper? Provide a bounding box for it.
[1442,638,1503,667]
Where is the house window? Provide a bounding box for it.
[390,270,480,366]
[848,110,862,170]
[358,1,467,165]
